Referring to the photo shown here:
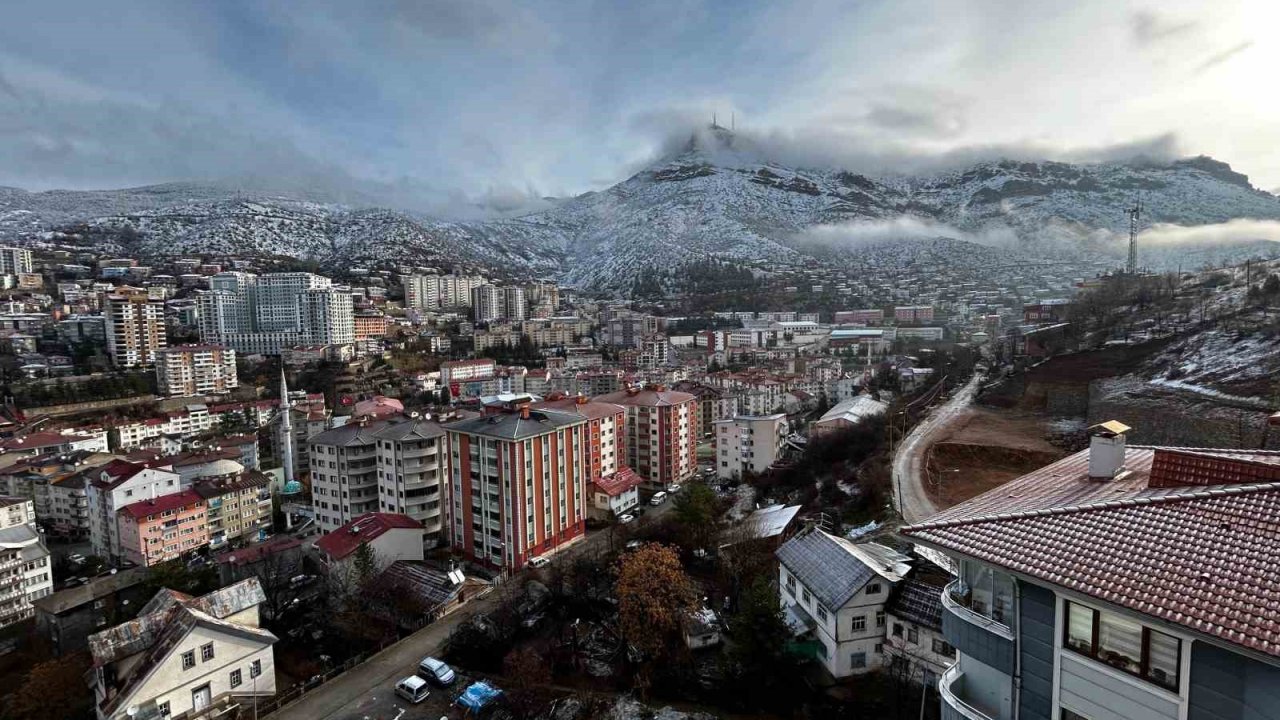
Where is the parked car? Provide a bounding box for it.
[618,513,636,524]
[625,539,645,550]
[418,656,456,686]
[67,553,86,565]
[528,556,550,569]
[395,676,431,704]
[288,574,313,588]
[666,483,682,494]
[649,491,668,506]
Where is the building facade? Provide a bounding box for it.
[373,416,447,542]
[0,496,52,628]
[594,385,697,488]
[155,345,239,397]
[713,413,789,479]
[198,272,354,355]
[104,293,167,368]
[117,490,209,567]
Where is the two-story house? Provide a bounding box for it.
[776,528,912,678]
[88,577,277,720]
[902,421,1280,720]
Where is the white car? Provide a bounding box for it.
[67,553,86,565]
[418,656,456,686]
[618,513,636,524]
[649,491,668,506]
[666,484,682,494]
[528,556,550,569]
[395,675,431,704]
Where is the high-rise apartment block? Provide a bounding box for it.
[104,292,167,368]
[0,497,52,628]
[198,272,354,355]
[155,345,238,397]
[402,272,485,310]
[595,385,698,487]
[471,284,503,323]
[0,247,33,275]
[443,399,606,569]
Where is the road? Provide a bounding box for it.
[267,489,681,720]
[891,373,983,525]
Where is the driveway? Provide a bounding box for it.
[891,373,983,525]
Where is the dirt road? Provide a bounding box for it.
[891,373,983,525]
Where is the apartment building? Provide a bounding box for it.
[88,578,277,720]
[117,490,209,567]
[104,292,167,368]
[594,385,697,488]
[713,413,789,479]
[86,460,185,563]
[0,246,34,275]
[902,422,1280,720]
[155,344,239,397]
[894,305,935,324]
[198,271,354,355]
[373,416,447,541]
[402,272,485,310]
[503,286,526,321]
[0,498,53,628]
[471,284,504,323]
[193,471,272,550]
[308,420,384,534]
[443,400,598,570]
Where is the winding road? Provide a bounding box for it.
[891,373,984,525]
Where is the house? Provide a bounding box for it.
[776,528,911,678]
[116,490,209,567]
[32,566,152,657]
[902,422,1280,720]
[883,573,954,687]
[314,512,424,572]
[720,503,802,550]
[212,535,304,587]
[683,606,723,650]
[588,467,643,519]
[88,578,277,720]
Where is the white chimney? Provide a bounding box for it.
[1088,420,1132,480]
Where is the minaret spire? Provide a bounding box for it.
[279,366,295,488]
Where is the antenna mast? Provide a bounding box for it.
[1126,196,1142,274]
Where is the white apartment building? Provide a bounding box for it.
[471,284,503,323]
[308,419,385,534]
[373,417,447,542]
[0,496,53,628]
[113,406,217,450]
[713,413,789,479]
[104,293,167,368]
[86,461,185,563]
[155,345,238,397]
[503,286,526,322]
[88,578,277,720]
[198,272,354,355]
[402,272,485,310]
[0,246,33,275]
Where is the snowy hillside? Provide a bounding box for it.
[4,128,1280,294]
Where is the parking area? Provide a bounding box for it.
[314,666,496,720]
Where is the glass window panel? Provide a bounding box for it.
[1098,612,1142,673]
[1147,630,1180,689]
[966,564,994,617]
[992,572,1015,625]
[1066,603,1094,653]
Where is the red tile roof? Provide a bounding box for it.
[315,512,422,561]
[903,446,1280,659]
[593,467,644,497]
[119,490,205,520]
[534,396,626,421]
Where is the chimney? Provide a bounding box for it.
[520,404,531,419]
[575,394,588,405]
[1087,421,1132,480]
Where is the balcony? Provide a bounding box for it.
[939,664,1002,720]
[941,581,1016,676]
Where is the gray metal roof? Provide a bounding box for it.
[373,417,445,442]
[444,409,583,440]
[775,528,878,610]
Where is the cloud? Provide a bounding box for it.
[793,216,1018,250]
[1139,219,1280,246]
[1131,10,1199,46]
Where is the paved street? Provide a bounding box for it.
[891,373,983,524]
[267,491,680,720]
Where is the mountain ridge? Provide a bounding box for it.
[3,132,1279,294]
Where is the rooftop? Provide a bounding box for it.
[119,489,205,520]
[31,567,150,616]
[444,406,584,440]
[815,394,888,426]
[776,529,910,610]
[594,385,695,408]
[593,467,644,497]
[902,445,1280,660]
[315,512,423,561]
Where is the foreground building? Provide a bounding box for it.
[902,422,1280,720]
[88,578,277,720]
[0,497,53,628]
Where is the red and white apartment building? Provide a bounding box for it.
[594,385,698,488]
[443,396,628,570]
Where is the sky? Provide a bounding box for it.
[1,0,1277,217]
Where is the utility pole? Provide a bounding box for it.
[1126,197,1142,274]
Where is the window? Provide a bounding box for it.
[874,642,883,654]
[817,605,828,622]
[158,701,170,717]
[866,582,882,595]
[933,639,955,657]
[907,627,919,644]
[892,622,903,637]
[201,642,214,661]
[851,615,866,632]
[230,669,242,688]
[875,610,886,628]
[181,650,195,670]
[850,651,867,669]
[250,659,262,678]
[801,588,811,604]
[1062,601,1181,691]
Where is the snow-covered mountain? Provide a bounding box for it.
[4,127,1279,293]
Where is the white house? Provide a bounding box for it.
[776,529,911,678]
[883,575,955,686]
[588,467,643,519]
[88,578,277,720]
